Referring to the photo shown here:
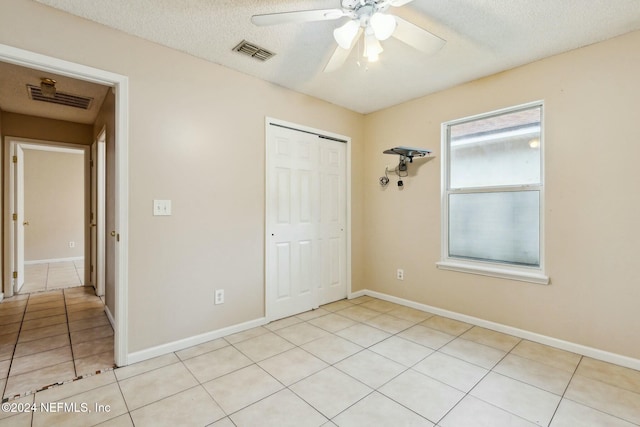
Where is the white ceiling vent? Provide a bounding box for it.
[26,84,94,110]
[233,40,275,61]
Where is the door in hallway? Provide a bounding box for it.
[90,132,106,296]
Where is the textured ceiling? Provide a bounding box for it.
[23,0,640,114]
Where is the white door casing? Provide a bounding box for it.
[91,132,106,296]
[266,119,349,321]
[13,144,25,293]
[9,140,87,294]
[0,43,129,367]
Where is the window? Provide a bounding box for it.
[437,101,549,284]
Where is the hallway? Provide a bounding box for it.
[0,286,114,400]
[20,260,84,294]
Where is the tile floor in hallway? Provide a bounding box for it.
[0,286,114,401]
[21,260,84,294]
[0,295,639,426]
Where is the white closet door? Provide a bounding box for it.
[318,140,347,305]
[266,124,347,320]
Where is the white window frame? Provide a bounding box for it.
[437,101,549,285]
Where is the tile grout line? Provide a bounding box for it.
[0,286,115,402]
[0,294,29,402]
[553,357,640,425]
[433,337,528,426]
[43,297,636,426]
[62,288,78,379]
[546,354,583,426]
[228,304,439,425]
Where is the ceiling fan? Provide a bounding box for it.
[251,0,446,72]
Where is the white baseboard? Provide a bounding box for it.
[364,289,640,372]
[126,317,268,365]
[25,257,84,265]
[104,304,115,329]
[348,289,367,299]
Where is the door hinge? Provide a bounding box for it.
[12,271,17,279]
[90,265,94,273]
[90,160,94,167]
[12,213,17,221]
[12,155,17,163]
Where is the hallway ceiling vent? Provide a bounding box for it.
[26,84,94,110]
[233,40,275,61]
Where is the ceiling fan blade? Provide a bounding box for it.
[392,16,446,55]
[324,28,363,72]
[251,9,346,26]
[389,0,416,6]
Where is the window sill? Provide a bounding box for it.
[436,260,550,285]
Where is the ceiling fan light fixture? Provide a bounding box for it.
[364,33,383,62]
[370,12,396,40]
[333,20,360,49]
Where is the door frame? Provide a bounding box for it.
[7,139,87,294]
[91,128,107,297]
[0,43,129,367]
[264,117,352,321]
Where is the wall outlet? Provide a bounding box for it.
[397,269,404,280]
[69,241,75,248]
[214,289,225,305]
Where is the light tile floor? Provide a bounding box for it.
[0,295,639,426]
[0,286,114,401]
[20,261,84,294]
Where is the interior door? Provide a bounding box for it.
[266,123,347,321]
[14,144,25,292]
[90,134,106,296]
[318,141,347,305]
[267,126,319,320]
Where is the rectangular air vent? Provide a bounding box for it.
[233,40,275,61]
[26,85,94,110]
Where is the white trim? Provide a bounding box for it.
[25,257,84,265]
[348,289,366,299]
[436,261,550,285]
[0,43,129,367]
[362,289,640,371]
[19,144,84,155]
[7,138,88,296]
[346,130,353,304]
[440,101,547,284]
[127,317,268,365]
[264,117,352,322]
[104,304,116,329]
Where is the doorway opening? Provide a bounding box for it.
[0,43,129,398]
[1,137,112,400]
[11,141,87,295]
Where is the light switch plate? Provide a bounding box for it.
[153,200,172,216]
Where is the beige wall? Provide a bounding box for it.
[24,149,84,261]
[2,112,93,145]
[363,30,640,360]
[0,0,365,353]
